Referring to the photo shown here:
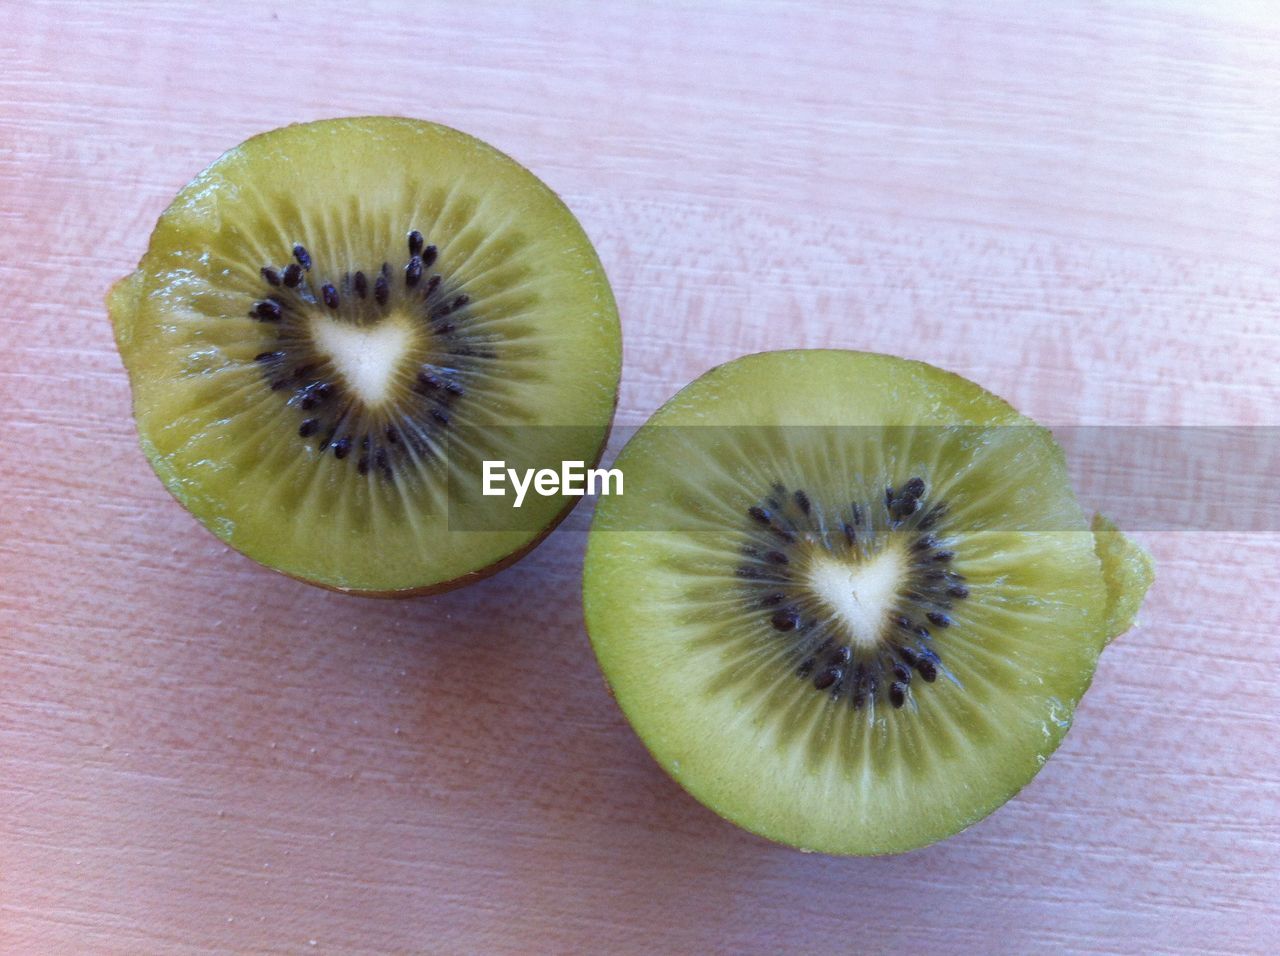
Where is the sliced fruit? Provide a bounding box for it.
[583,349,1153,854]
[109,117,621,594]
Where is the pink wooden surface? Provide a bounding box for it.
[2,1,1278,952]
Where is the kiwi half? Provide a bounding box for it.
[109,118,620,594]
[583,350,1152,854]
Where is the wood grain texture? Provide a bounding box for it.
[2,1,1278,952]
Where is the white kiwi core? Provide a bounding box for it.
[309,312,420,407]
[806,546,907,648]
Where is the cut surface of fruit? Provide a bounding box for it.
[1092,512,1156,643]
[109,117,621,593]
[583,350,1153,854]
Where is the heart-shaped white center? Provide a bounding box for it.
[308,314,416,406]
[807,547,908,648]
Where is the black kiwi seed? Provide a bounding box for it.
[425,274,442,296]
[903,476,926,498]
[932,551,955,563]
[282,263,303,287]
[293,244,312,270]
[405,256,423,287]
[760,592,786,608]
[298,419,319,437]
[332,437,351,460]
[770,609,799,631]
[255,350,284,364]
[322,283,339,309]
[261,266,281,286]
[927,612,951,628]
[354,271,368,298]
[408,230,424,256]
[422,244,438,268]
[813,667,842,691]
[252,299,282,321]
[764,550,789,565]
[794,489,811,514]
[830,645,852,665]
[375,273,389,305]
[947,585,970,599]
[916,653,939,682]
[889,682,908,708]
[748,506,771,525]
[299,384,330,410]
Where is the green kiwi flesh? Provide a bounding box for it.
[109,117,621,594]
[583,350,1153,854]
[1091,512,1156,643]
